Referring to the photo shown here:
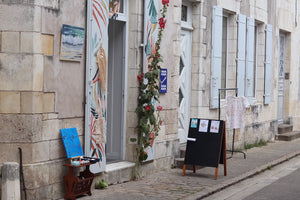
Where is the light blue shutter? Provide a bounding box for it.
[143,0,159,73]
[142,0,159,161]
[86,0,109,173]
[264,24,272,104]
[245,17,255,104]
[210,6,223,109]
[237,14,246,97]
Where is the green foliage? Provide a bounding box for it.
[244,140,268,150]
[267,166,272,170]
[130,138,137,143]
[95,179,108,189]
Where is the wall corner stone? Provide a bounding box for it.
[1,32,20,53]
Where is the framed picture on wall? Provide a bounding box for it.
[60,24,85,62]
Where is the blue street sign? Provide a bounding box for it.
[160,68,167,93]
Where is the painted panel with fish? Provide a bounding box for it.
[143,0,159,162]
[85,0,109,173]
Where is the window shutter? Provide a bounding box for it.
[86,0,109,173]
[245,17,255,104]
[144,0,159,73]
[210,6,223,109]
[264,24,272,104]
[237,14,246,97]
[142,0,159,161]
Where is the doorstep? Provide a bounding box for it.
[105,161,135,173]
[99,161,135,185]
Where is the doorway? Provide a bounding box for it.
[178,29,192,143]
[178,1,192,143]
[106,19,126,162]
[277,32,286,124]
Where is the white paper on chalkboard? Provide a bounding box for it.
[210,120,220,133]
[199,119,209,132]
[190,118,198,128]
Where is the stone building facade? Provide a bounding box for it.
[193,0,300,148]
[0,0,300,199]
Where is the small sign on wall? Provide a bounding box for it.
[60,24,85,62]
[160,68,167,93]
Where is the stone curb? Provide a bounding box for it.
[183,150,300,200]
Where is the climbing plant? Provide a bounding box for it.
[131,0,169,180]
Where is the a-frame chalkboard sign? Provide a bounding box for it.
[182,118,227,179]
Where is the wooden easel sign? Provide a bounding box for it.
[182,118,227,180]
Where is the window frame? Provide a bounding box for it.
[253,23,258,99]
[181,0,193,30]
[109,0,128,22]
[220,15,229,99]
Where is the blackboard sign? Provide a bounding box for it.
[183,118,227,179]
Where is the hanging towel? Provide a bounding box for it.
[224,96,250,129]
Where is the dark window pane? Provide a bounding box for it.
[179,89,183,106]
[181,5,187,22]
[180,57,184,75]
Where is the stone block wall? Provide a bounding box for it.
[126,0,181,165]
[1,0,181,199]
[0,0,86,199]
[189,0,286,147]
[1,0,299,199]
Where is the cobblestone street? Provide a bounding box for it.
[76,139,300,200]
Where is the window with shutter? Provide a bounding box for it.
[210,6,223,109]
[142,0,159,161]
[264,24,272,104]
[221,16,228,99]
[245,17,255,104]
[237,14,246,97]
[86,0,109,173]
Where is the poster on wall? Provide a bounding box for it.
[85,0,109,173]
[143,0,159,162]
[60,24,85,62]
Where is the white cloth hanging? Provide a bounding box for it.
[224,96,250,129]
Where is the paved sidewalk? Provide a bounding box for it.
[78,138,300,200]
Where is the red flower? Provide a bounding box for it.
[162,0,169,6]
[159,17,166,29]
[157,106,163,111]
[145,105,151,111]
[137,75,142,83]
